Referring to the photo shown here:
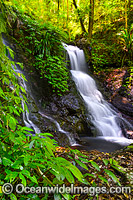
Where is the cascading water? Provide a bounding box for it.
[3,36,132,151]
[39,111,76,145]
[12,64,76,144]
[63,43,130,138]
[12,64,41,135]
[3,38,40,135]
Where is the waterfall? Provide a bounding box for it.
[12,64,77,144]
[63,43,126,137]
[39,112,76,145]
[12,64,41,135]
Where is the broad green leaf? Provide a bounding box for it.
[19,173,26,186]
[21,127,33,132]
[54,193,62,200]
[29,175,38,184]
[52,178,64,185]
[98,175,108,184]
[41,133,54,137]
[83,173,95,178]
[111,165,125,174]
[78,157,89,163]
[104,169,121,186]
[109,158,113,164]
[9,116,17,131]
[10,193,17,200]
[24,155,31,166]
[127,145,133,149]
[11,160,22,169]
[89,161,100,171]
[62,193,71,200]
[21,170,30,178]
[5,170,18,182]
[67,164,83,182]
[75,159,88,170]
[103,159,109,166]
[3,157,13,166]
[112,159,118,166]
[29,140,35,149]
[65,169,75,184]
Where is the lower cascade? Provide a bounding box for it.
[63,43,132,138]
[13,63,76,145]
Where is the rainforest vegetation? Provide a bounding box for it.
[0,0,132,199]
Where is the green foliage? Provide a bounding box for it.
[0,2,129,199]
[119,27,133,55]
[38,55,69,94]
[9,9,69,95]
[0,18,78,199]
[91,38,121,72]
[0,10,75,200]
[68,149,122,188]
[118,26,133,66]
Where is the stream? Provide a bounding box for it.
[63,43,133,152]
[3,37,133,152]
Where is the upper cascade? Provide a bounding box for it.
[64,43,123,137]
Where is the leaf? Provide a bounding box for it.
[11,160,22,169]
[29,140,35,149]
[19,173,26,186]
[83,173,95,178]
[98,175,108,184]
[62,193,71,200]
[111,165,125,174]
[112,159,118,166]
[21,127,33,132]
[52,178,64,185]
[104,169,121,186]
[10,193,17,200]
[54,193,62,200]
[3,157,13,166]
[78,157,89,163]
[29,175,38,184]
[9,116,17,131]
[45,142,54,157]
[21,170,30,178]
[64,169,75,184]
[103,159,109,166]
[127,145,133,149]
[75,159,88,170]
[67,164,83,182]
[41,133,54,137]
[5,170,18,182]
[24,155,31,166]
[89,160,100,171]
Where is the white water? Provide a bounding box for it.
[13,65,41,134]
[13,64,77,144]
[64,43,124,137]
[11,63,76,144]
[39,111,77,145]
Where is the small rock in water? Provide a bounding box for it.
[127,131,133,139]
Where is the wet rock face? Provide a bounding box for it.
[27,70,92,139]
[25,71,92,146]
[3,35,92,146]
[112,95,133,117]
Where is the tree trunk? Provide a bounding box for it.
[125,0,127,30]
[67,0,69,21]
[73,0,86,33]
[88,0,94,39]
[58,0,60,12]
